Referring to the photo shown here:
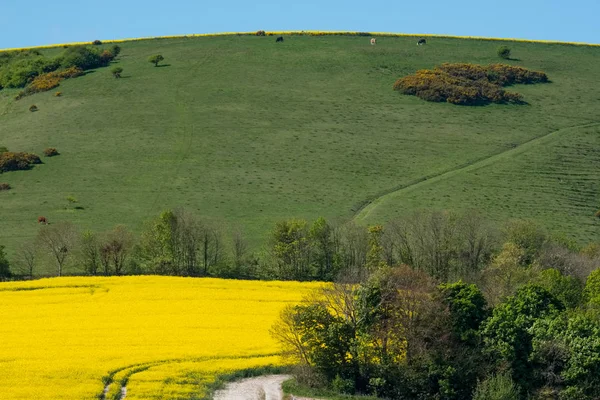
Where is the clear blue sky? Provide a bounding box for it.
[1,0,599,49]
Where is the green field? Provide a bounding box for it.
[1,34,600,269]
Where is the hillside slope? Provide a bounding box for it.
[1,34,599,264]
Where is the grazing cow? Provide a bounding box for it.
[37,216,47,224]
[276,36,284,43]
[370,38,377,45]
[417,38,427,46]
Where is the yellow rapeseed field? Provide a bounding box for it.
[0,276,321,399]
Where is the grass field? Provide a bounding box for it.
[0,276,320,399]
[1,34,600,271]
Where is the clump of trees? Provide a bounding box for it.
[0,44,121,97]
[393,63,548,105]
[272,251,600,399]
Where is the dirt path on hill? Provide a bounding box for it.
[353,121,600,222]
[213,374,315,400]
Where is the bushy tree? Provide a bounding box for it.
[148,54,164,67]
[0,245,11,280]
[497,46,511,59]
[530,312,600,399]
[111,67,123,78]
[482,285,564,392]
[535,268,583,309]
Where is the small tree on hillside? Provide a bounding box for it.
[148,54,164,67]
[37,222,78,277]
[0,245,11,281]
[111,67,123,78]
[497,46,511,59]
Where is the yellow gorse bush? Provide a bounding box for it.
[1,31,598,53]
[0,276,322,399]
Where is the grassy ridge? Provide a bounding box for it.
[1,34,599,272]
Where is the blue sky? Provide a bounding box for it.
[1,0,599,49]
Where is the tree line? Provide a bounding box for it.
[1,209,599,285]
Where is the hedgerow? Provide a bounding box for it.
[393,63,548,105]
[0,151,42,173]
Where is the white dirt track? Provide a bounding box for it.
[213,374,316,400]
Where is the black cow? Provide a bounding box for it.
[276,36,284,43]
[417,38,427,46]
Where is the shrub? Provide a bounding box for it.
[111,45,121,57]
[100,50,115,65]
[0,183,10,191]
[111,67,123,78]
[0,151,42,173]
[497,46,511,59]
[256,30,266,36]
[92,40,102,45]
[55,91,62,97]
[393,63,548,106]
[148,54,164,67]
[472,372,519,400]
[0,146,7,153]
[43,148,59,157]
[61,46,107,70]
[18,67,84,98]
[37,216,47,224]
[29,105,38,112]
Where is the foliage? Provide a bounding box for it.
[29,104,38,111]
[0,245,11,280]
[0,183,11,191]
[0,151,41,173]
[535,268,583,309]
[393,63,548,105]
[61,45,112,70]
[438,281,488,343]
[585,269,600,305]
[481,285,564,391]
[111,66,123,78]
[530,312,600,399]
[497,46,511,59]
[256,30,266,36]
[92,40,103,45]
[43,147,59,157]
[148,54,164,67]
[472,372,519,400]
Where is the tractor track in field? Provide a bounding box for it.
[353,120,600,222]
[99,354,281,400]
[148,48,214,216]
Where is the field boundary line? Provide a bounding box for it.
[353,121,600,222]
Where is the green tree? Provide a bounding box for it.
[366,225,386,270]
[438,281,488,343]
[309,217,336,280]
[148,54,164,67]
[530,312,600,399]
[111,67,123,78]
[482,285,564,392]
[535,268,583,309]
[0,245,11,280]
[497,46,511,60]
[270,219,312,279]
[585,268,600,305]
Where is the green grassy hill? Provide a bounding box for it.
[1,34,600,268]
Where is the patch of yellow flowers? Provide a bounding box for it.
[0,276,321,399]
[2,31,598,53]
